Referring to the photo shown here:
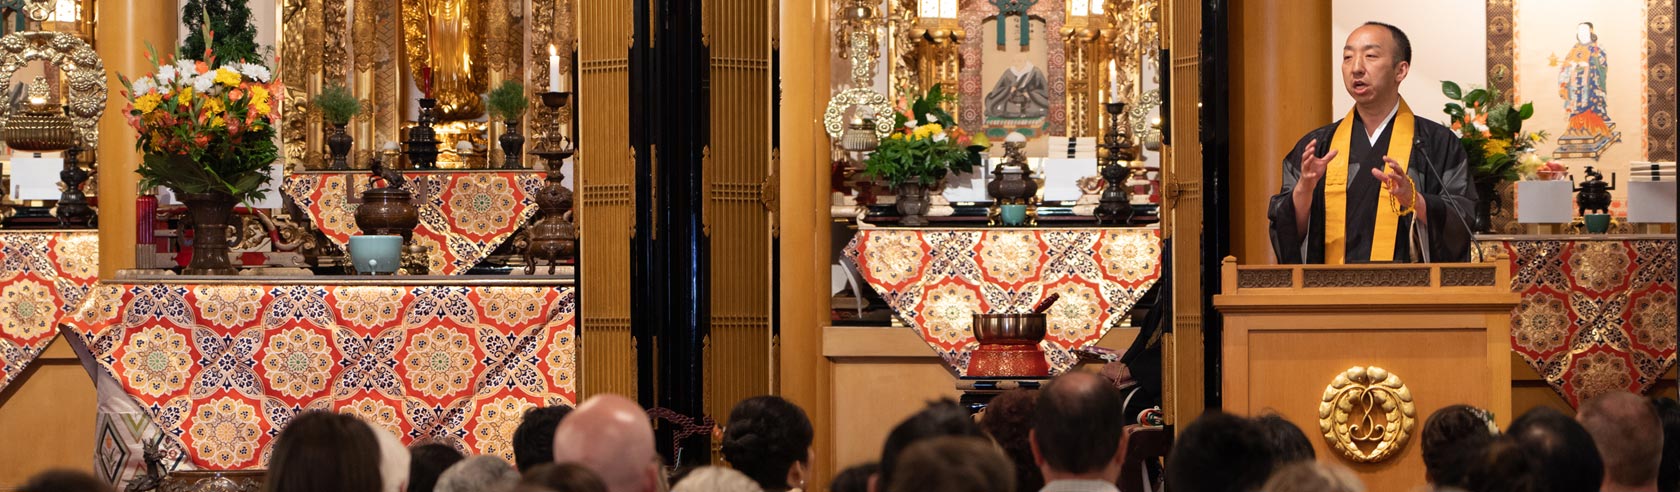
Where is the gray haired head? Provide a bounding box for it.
[436,455,522,492]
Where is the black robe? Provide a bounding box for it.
[1267,113,1477,264]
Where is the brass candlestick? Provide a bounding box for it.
[1096,102,1136,225]
[526,91,579,273]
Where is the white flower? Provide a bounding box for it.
[156,65,177,85]
[237,63,271,83]
[904,119,918,129]
[175,60,197,78]
[932,132,947,142]
[130,77,155,95]
[192,73,215,92]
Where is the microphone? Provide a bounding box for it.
[1410,137,1476,263]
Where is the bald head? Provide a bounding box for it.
[553,394,659,492]
[1578,391,1662,488]
[1032,371,1125,478]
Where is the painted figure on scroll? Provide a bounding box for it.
[1267,22,1477,264]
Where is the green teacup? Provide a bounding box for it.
[999,204,1028,226]
[1583,213,1611,233]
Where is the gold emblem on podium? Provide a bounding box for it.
[1318,366,1416,463]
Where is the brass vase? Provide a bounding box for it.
[180,191,239,275]
[327,122,354,170]
[500,120,525,169]
[895,183,931,227]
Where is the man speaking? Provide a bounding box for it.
[1268,22,1477,264]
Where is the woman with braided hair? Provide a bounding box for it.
[719,396,815,492]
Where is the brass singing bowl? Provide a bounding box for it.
[972,313,1047,345]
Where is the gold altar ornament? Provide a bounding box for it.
[1318,366,1416,463]
[402,0,489,121]
[3,76,73,152]
[0,31,107,150]
[825,30,895,140]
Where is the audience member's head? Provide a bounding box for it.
[265,411,385,492]
[18,469,115,492]
[369,422,413,492]
[877,399,985,488]
[1466,438,1542,492]
[720,396,814,491]
[515,406,575,472]
[518,463,609,492]
[885,436,1016,492]
[1166,411,1275,492]
[1254,413,1315,465]
[1422,404,1498,489]
[1652,397,1680,492]
[1507,406,1604,492]
[1032,371,1127,482]
[553,394,660,492]
[1579,391,1663,491]
[831,463,879,492]
[408,442,466,492]
[979,389,1044,492]
[435,455,521,492]
[1260,461,1365,492]
[670,467,765,492]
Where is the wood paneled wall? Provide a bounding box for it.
[1228,0,1331,265]
[701,0,777,426]
[577,0,638,399]
[1161,0,1206,426]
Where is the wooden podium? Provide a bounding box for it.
[1213,257,1518,492]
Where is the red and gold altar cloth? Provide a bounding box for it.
[844,228,1162,375]
[0,230,98,393]
[59,278,577,469]
[282,171,548,275]
[1478,235,1677,407]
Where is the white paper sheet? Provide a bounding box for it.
[9,156,62,200]
[1040,158,1095,202]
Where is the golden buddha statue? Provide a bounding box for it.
[402,0,487,121]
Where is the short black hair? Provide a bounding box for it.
[1165,412,1275,492]
[878,399,984,486]
[1507,407,1604,492]
[1253,414,1315,464]
[267,411,385,492]
[830,462,879,492]
[720,396,815,491]
[979,389,1044,492]
[407,442,464,492]
[1421,405,1497,488]
[1032,373,1125,474]
[19,469,114,492]
[1652,397,1680,492]
[513,405,574,472]
[1362,21,1412,65]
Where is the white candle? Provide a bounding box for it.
[561,123,569,137]
[1108,60,1120,101]
[548,45,562,93]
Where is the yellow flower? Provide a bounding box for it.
[249,86,270,107]
[210,116,226,128]
[1483,139,1511,156]
[253,100,271,116]
[911,123,943,140]
[214,67,242,87]
[889,133,904,140]
[133,93,162,113]
[203,98,224,116]
[177,87,194,105]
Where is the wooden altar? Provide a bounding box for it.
[1214,258,1518,492]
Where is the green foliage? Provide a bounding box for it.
[863,135,977,188]
[137,126,278,205]
[486,80,529,122]
[1441,79,1548,185]
[180,0,261,65]
[312,84,361,125]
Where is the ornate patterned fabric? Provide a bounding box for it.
[282,172,548,275]
[0,231,98,392]
[1479,238,1677,407]
[845,228,1162,375]
[60,281,577,469]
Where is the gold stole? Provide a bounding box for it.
[1324,100,1415,264]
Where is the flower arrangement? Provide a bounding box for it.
[119,26,284,205]
[862,85,989,188]
[1440,80,1549,185]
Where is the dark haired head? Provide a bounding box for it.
[1253,414,1314,465]
[1032,372,1125,476]
[979,389,1044,492]
[1579,391,1662,488]
[886,436,1016,492]
[265,410,385,492]
[519,462,609,492]
[721,396,814,491]
[878,399,985,486]
[831,463,878,492]
[1654,397,1680,492]
[1421,405,1497,488]
[1506,407,1603,492]
[19,469,115,492]
[1360,21,1412,65]
[1166,412,1274,492]
[1466,438,1543,492]
[408,442,465,492]
[514,405,574,472]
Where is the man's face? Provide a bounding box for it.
[1342,25,1409,107]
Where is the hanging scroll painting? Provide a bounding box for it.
[961,0,1065,157]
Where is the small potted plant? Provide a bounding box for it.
[313,84,360,169]
[862,85,988,226]
[486,80,530,169]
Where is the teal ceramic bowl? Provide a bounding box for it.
[349,235,402,274]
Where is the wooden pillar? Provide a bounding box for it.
[776,0,833,487]
[96,0,178,277]
[1228,0,1330,265]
